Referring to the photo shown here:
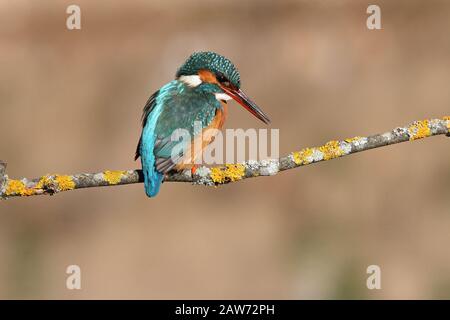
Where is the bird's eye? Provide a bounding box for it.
[216,73,225,81]
[216,73,230,86]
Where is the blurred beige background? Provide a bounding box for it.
[1,0,450,299]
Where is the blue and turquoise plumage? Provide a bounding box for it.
[136,80,222,197]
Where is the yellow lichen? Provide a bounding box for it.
[103,170,126,185]
[345,136,362,143]
[54,175,75,191]
[408,120,431,141]
[210,164,245,184]
[319,140,344,160]
[5,179,35,196]
[292,148,314,165]
[35,175,52,190]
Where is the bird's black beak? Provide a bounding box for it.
[220,85,271,124]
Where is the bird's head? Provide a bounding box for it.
[176,51,270,124]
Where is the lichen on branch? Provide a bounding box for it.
[1,116,449,200]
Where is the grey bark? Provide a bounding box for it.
[1,117,448,199]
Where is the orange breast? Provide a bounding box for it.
[176,103,228,169]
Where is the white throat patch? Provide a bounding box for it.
[215,93,232,101]
[178,75,202,87]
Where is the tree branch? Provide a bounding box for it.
[1,117,449,200]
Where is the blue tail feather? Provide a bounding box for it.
[140,138,163,197]
[142,165,163,197]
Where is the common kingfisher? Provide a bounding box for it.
[135,51,270,197]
